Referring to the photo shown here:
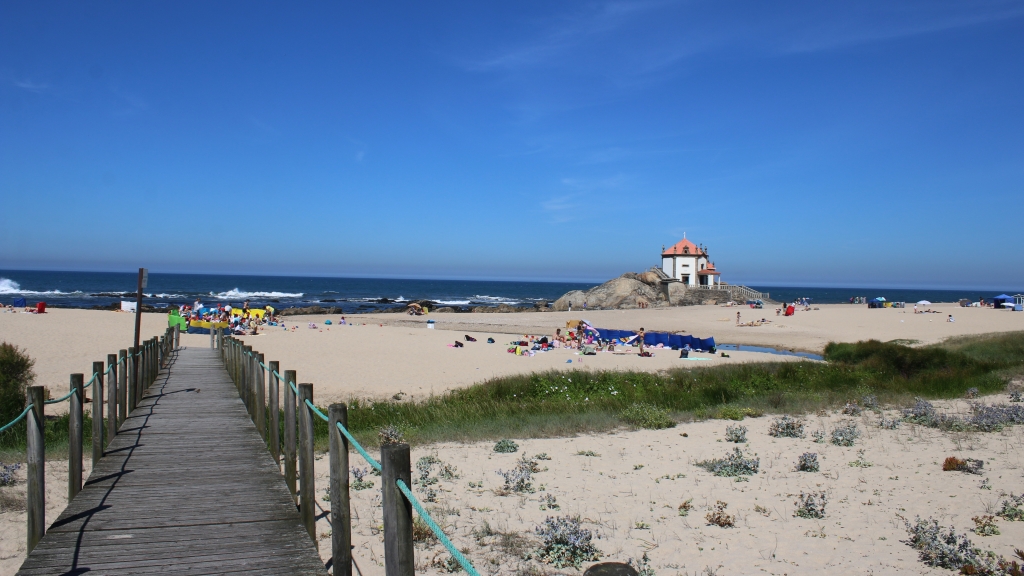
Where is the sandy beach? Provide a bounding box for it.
[224,302,1021,404]
[1,305,1023,574]
[308,396,1024,576]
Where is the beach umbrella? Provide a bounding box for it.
[873,297,886,302]
[917,300,931,305]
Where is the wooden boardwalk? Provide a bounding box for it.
[17,347,326,575]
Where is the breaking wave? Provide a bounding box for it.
[209,289,304,299]
[0,278,73,296]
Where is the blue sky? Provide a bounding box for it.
[1,1,1022,289]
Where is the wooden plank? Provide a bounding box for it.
[16,346,326,575]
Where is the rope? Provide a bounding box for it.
[0,405,34,434]
[44,389,76,405]
[336,422,382,473]
[304,399,329,422]
[232,342,473,575]
[395,478,480,576]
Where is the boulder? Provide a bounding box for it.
[637,271,662,286]
[552,277,663,311]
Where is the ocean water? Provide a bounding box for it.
[0,270,1016,312]
[0,270,594,312]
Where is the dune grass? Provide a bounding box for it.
[318,332,1024,449]
[4,332,1022,458]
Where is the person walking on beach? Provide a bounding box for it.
[736,311,741,325]
[637,327,645,355]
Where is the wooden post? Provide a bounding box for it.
[118,349,128,425]
[173,323,180,349]
[26,385,45,554]
[256,353,266,441]
[297,383,316,546]
[68,374,84,500]
[269,360,281,464]
[107,353,118,443]
[243,346,253,413]
[210,322,215,349]
[284,369,297,503]
[159,335,164,367]
[127,347,136,413]
[329,403,352,576]
[382,443,414,576]
[92,361,104,466]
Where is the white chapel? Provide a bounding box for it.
[660,236,720,287]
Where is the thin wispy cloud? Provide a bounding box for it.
[13,79,49,93]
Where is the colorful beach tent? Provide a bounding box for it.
[993,294,1015,308]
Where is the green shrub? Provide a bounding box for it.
[493,439,519,453]
[620,403,674,429]
[0,342,35,426]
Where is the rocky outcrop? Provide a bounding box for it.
[551,275,665,311]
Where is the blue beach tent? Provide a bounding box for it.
[993,294,1015,308]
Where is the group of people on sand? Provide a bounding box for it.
[181,298,280,336]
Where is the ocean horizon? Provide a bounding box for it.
[0,269,1017,312]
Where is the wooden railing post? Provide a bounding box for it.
[284,369,297,503]
[382,443,414,576]
[26,385,45,554]
[210,322,215,349]
[269,360,281,464]
[256,353,266,441]
[297,383,316,546]
[107,353,118,443]
[243,346,253,412]
[127,346,137,413]
[68,374,84,500]
[329,403,352,576]
[92,361,104,465]
[118,349,128,426]
[173,323,180,349]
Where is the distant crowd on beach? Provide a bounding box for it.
[180,298,280,335]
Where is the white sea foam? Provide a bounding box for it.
[470,295,522,304]
[435,300,472,306]
[209,289,304,299]
[0,278,72,296]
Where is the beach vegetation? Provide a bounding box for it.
[972,515,1000,537]
[705,501,734,528]
[531,515,601,568]
[0,342,34,426]
[493,439,518,453]
[695,447,759,477]
[242,334,1024,453]
[724,424,747,443]
[902,516,1005,574]
[620,402,675,429]
[796,452,819,472]
[351,467,374,490]
[997,494,1024,521]
[794,491,828,519]
[768,416,804,438]
[830,421,860,446]
[677,499,693,516]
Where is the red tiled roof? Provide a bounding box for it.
[697,269,720,275]
[662,238,706,256]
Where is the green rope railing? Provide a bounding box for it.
[44,389,77,405]
[0,405,34,434]
[237,339,479,576]
[337,422,382,473]
[396,478,481,576]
